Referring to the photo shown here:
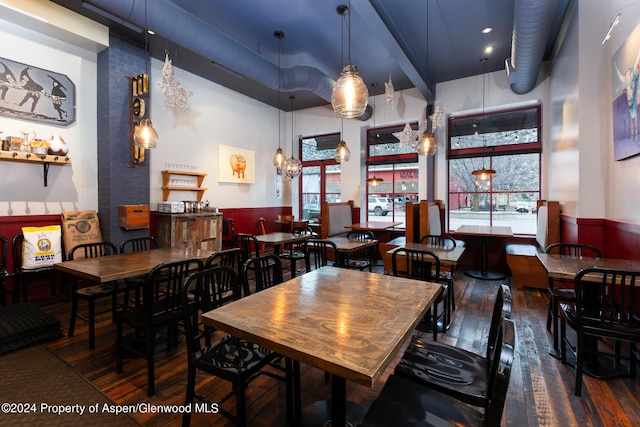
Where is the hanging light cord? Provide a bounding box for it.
[347,0,352,64]
[290,96,295,155]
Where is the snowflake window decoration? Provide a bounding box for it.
[158,52,192,112]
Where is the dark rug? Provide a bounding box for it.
[0,303,63,355]
[0,345,141,426]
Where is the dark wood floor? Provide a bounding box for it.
[35,267,640,426]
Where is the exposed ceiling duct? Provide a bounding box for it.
[505,0,558,94]
[84,0,336,102]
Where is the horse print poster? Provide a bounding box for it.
[611,23,640,161]
[0,57,75,126]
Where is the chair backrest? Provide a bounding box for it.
[222,218,235,238]
[68,241,118,260]
[420,234,456,248]
[535,200,561,250]
[235,233,260,259]
[243,254,283,294]
[120,236,157,253]
[303,238,339,271]
[181,265,239,356]
[346,230,375,240]
[485,317,516,427]
[0,235,7,272]
[545,243,602,258]
[291,220,309,230]
[486,284,513,362]
[391,247,441,282]
[206,247,246,297]
[145,258,204,319]
[11,233,24,269]
[320,200,354,238]
[573,267,640,328]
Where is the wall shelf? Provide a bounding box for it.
[0,151,71,186]
[161,170,208,201]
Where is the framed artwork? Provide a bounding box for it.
[0,57,76,126]
[218,144,256,184]
[611,23,640,161]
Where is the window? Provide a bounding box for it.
[366,123,428,224]
[448,106,541,234]
[300,133,342,220]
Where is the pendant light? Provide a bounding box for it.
[416,0,436,157]
[272,31,286,170]
[283,96,302,178]
[134,0,158,149]
[331,2,368,118]
[335,118,351,162]
[471,58,495,181]
[367,83,383,186]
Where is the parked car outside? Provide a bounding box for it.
[368,196,392,216]
[513,202,530,213]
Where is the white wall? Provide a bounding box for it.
[0,16,102,216]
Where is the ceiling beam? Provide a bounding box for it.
[351,0,434,103]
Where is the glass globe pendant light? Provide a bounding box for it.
[272,31,287,170]
[335,118,351,162]
[283,96,302,179]
[133,119,159,149]
[331,2,368,118]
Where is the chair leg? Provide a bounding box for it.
[116,318,124,374]
[575,330,583,397]
[68,292,78,338]
[234,377,248,427]
[182,364,196,427]
[12,275,21,304]
[146,325,156,397]
[88,298,96,349]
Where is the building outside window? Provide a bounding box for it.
[299,133,342,221]
[447,105,542,235]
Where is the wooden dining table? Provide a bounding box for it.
[345,221,402,231]
[202,266,441,427]
[53,246,217,283]
[329,236,379,267]
[454,225,513,280]
[536,252,640,376]
[255,232,310,255]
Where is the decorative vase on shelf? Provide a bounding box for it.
[48,135,69,156]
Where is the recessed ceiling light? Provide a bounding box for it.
[481,27,493,34]
[484,46,493,55]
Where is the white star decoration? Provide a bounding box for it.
[385,73,395,109]
[158,52,193,112]
[393,122,419,149]
[429,105,445,130]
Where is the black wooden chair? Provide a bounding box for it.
[359,318,515,427]
[394,284,512,410]
[303,238,339,272]
[180,265,281,427]
[243,254,283,295]
[278,226,316,279]
[0,235,16,305]
[545,242,602,357]
[560,267,640,396]
[344,230,376,272]
[206,247,246,298]
[235,233,260,260]
[391,246,447,341]
[67,241,121,349]
[11,232,58,303]
[119,237,158,307]
[221,218,236,250]
[421,234,459,311]
[116,257,203,396]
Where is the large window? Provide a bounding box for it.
[448,106,541,235]
[366,123,424,224]
[299,133,342,220]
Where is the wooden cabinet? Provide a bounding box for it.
[156,212,222,251]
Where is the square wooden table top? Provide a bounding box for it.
[53,247,216,283]
[536,253,640,280]
[454,225,513,238]
[345,222,403,231]
[329,236,379,254]
[386,242,466,266]
[202,266,440,387]
[254,232,310,245]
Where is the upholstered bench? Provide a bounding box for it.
[504,201,560,289]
